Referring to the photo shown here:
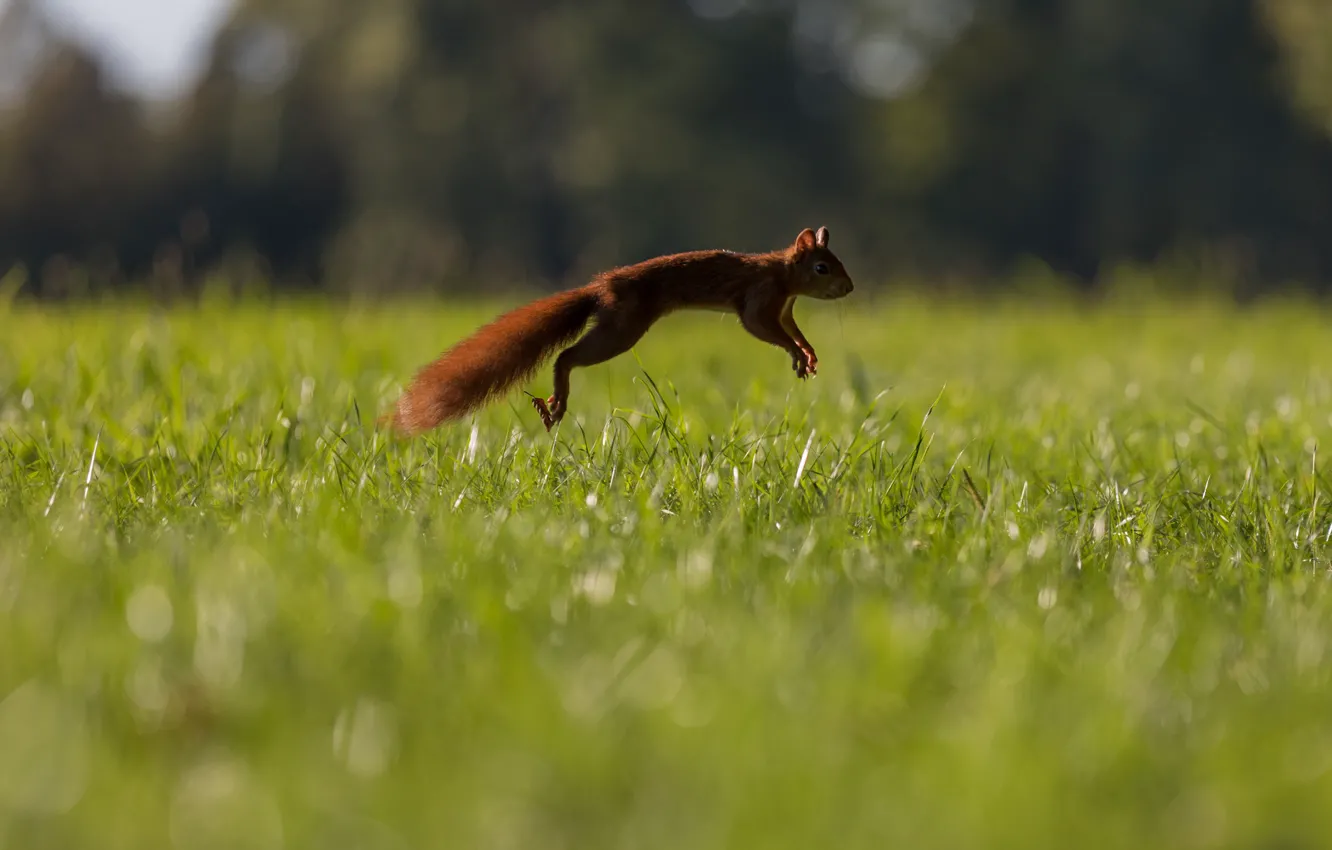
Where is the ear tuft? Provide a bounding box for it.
[815,226,829,248]
[794,228,817,253]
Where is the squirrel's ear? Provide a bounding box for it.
[794,228,818,253]
[815,226,830,248]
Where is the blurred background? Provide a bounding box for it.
[3,0,1332,300]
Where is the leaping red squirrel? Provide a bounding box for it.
[383,226,854,435]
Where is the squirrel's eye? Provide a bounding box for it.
[814,262,830,275]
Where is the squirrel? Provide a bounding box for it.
[382,226,854,435]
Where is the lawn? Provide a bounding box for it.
[3,288,1332,849]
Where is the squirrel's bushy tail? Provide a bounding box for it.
[384,286,602,434]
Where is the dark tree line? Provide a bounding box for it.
[3,0,1332,297]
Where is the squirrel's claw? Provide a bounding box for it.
[793,348,818,379]
[531,395,553,430]
[531,395,563,431]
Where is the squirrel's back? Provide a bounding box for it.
[597,248,784,311]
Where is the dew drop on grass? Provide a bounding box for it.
[559,656,617,722]
[465,424,479,464]
[387,564,423,609]
[679,550,713,590]
[126,659,171,722]
[1283,727,1332,784]
[1027,533,1049,560]
[169,755,284,850]
[1295,628,1325,673]
[333,698,398,779]
[505,581,536,612]
[0,680,89,815]
[1232,659,1270,696]
[127,584,174,643]
[0,553,16,613]
[20,389,33,410]
[673,609,708,646]
[640,572,682,615]
[1038,587,1058,610]
[194,592,246,692]
[618,646,685,711]
[550,596,569,625]
[671,685,715,728]
[1164,788,1228,849]
[575,570,617,606]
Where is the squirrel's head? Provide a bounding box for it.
[787,226,853,300]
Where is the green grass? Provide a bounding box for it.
[4,289,1332,849]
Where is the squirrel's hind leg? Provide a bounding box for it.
[535,319,651,431]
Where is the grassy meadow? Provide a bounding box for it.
[5,286,1332,848]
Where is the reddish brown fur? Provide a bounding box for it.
[383,226,854,435]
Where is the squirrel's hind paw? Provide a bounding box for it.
[531,395,563,431]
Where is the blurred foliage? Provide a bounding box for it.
[4,0,1332,296]
[1264,0,1332,133]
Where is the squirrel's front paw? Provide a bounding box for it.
[793,348,818,379]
